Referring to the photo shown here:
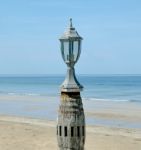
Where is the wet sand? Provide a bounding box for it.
[0,94,141,149]
[0,115,141,150]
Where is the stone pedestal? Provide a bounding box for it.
[57,92,85,150]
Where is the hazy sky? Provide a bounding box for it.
[0,0,141,75]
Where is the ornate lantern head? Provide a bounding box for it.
[60,18,83,67]
[59,19,83,92]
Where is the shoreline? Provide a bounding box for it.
[0,94,141,129]
[0,115,141,150]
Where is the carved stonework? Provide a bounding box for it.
[57,92,85,150]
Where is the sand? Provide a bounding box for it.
[0,116,141,150]
[0,94,141,150]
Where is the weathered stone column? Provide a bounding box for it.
[57,92,85,150]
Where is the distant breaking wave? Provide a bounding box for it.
[82,98,141,103]
[7,92,41,96]
[6,92,59,97]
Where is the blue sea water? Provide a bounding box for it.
[0,75,141,103]
[0,75,141,128]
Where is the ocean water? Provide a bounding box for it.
[0,75,141,128]
[0,75,141,103]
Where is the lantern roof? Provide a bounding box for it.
[60,18,83,40]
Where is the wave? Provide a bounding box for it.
[26,93,41,96]
[8,92,17,95]
[7,92,58,97]
[82,98,141,103]
[7,92,41,96]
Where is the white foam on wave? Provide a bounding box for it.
[8,93,16,95]
[7,92,41,96]
[82,97,139,103]
[26,93,41,96]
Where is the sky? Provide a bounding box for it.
[0,0,141,75]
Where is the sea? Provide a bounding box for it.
[0,75,141,128]
[0,75,141,103]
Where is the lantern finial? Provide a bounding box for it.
[69,18,73,28]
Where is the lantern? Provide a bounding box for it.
[59,19,83,92]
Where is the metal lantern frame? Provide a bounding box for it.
[59,19,83,92]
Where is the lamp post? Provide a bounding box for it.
[57,19,85,150]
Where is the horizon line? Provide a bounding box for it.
[0,74,141,77]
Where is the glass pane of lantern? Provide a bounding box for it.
[62,41,69,62]
[73,41,80,62]
[69,41,74,62]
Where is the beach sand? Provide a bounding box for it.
[0,116,141,150]
[0,95,141,150]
